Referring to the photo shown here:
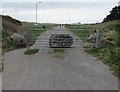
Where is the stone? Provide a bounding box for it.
[99,37,116,47]
[10,33,26,47]
[88,33,96,40]
[49,34,73,48]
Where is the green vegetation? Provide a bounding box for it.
[65,24,94,40]
[66,20,120,77]
[53,49,65,53]
[65,20,120,39]
[2,29,26,54]
[2,21,58,54]
[29,29,46,46]
[24,49,39,55]
[86,46,120,77]
[22,22,58,31]
[103,6,120,22]
[22,22,58,46]
[2,29,15,54]
[0,61,4,72]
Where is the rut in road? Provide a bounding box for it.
[2,26,118,90]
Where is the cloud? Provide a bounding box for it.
[2,7,110,23]
[1,0,120,2]
[1,2,118,23]
[2,2,117,10]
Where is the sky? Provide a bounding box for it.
[0,0,119,24]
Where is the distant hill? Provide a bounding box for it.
[103,6,120,22]
[1,15,25,35]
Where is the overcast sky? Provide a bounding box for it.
[0,0,119,24]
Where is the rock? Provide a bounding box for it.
[88,33,96,40]
[49,34,73,48]
[99,37,116,47]
[10,33,26,47]
[88,31,116,48]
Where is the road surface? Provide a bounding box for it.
[2,26,118,90]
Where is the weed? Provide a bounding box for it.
[66,20,120,77]
[24,49,39,55]
[86,45,120,77]
[53,49,65,53]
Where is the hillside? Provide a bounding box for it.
[1,15,58,54]
[1,15,26,53]
[1,15,25,35]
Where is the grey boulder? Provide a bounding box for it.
[99,37,116,47]
[11,33,26,47]
[49,34,73,48]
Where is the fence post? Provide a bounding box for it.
[95,29,99,48]
[26,29,30,51]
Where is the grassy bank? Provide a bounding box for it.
[86,22,120,77]
[65,20,120,77]
[2,29,15,53]
[2,22,58,54]
[86,45,120,77]
[22,22,58,31]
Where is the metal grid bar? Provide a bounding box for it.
[30,29,95,31]
[34,40,95,43]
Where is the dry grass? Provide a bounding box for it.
[1,15,25,35]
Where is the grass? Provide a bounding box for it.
[86,45,120,77]
[53,49,65,53]
[22,22,58,31]
[66,20,120,77]
[66,20,120,31]
[65,20,120,36]
[29,29,46,46]
[0,61,4,72]
[2,29,16,54]
[65,25,94,40]
[2,22,58,54]
[22,22,58,46]
[24,49,39,55]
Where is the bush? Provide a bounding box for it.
[114,24,120,47]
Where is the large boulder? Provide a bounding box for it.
[98,31,116,47]
[49,34,73,48]
[99,37,116,47]
[10,33,26,47]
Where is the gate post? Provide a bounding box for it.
[26,29,31,51]
[95,29,99,48]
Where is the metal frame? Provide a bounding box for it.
[26,29,99,51]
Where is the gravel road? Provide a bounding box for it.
[2,26,118,90]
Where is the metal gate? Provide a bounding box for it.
[26,28,99,51]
